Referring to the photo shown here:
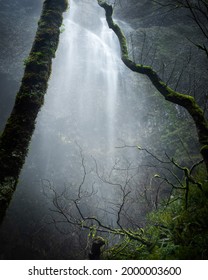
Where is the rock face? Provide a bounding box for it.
[0,1,43,130]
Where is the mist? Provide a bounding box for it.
[0,0,205,260]
[0,0,147,259]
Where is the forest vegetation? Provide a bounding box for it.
[0,0,207,259]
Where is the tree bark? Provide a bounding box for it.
[0,0,68,223]
[97,0,208,171]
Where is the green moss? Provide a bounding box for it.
[0,182,14,201]
[102,167,208,260]
[0,0,68,224]
[99,0,208,169]
[23,51,46,66]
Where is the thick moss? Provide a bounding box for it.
[0,0,68,223]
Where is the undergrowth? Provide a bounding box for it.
[103,168,208,260]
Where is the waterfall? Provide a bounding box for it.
[37,0,128,178]
[0,0,143,259]
[36,0,126,214]
[51,1,119,142]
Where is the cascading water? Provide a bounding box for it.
[0,0,144,259]
[44,0,121,160]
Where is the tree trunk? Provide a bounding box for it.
[0,0,68,224]
[97,0,208,171]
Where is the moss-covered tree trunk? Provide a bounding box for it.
[98,0,208,171]
[0,0,68,223]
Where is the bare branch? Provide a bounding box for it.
[97,0,208,171]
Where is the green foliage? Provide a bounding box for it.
[103,168,208,260]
